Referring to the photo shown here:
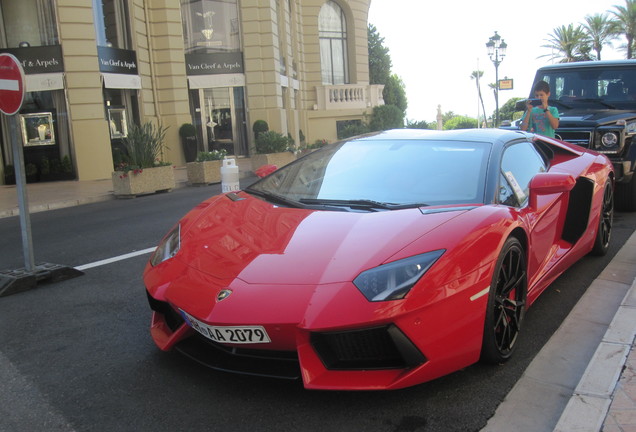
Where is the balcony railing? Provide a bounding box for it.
[315,84,384,111]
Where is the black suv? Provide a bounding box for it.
[521,60,636,211]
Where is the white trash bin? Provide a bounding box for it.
[221,158,240,193]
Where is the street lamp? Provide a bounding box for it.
[486,31,507,127]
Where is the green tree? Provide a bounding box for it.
[582,13,618,60]
[443,116,477,130]
[498,97,524,122]
[338,121,370,139]
[368,105,404,131]
[368,24,391,85]
[470,70,488,127]
[541,24,592,62]
[406,119,434,129]
[612,0,636,58]
[383,74,408,113]
[367,24,407,128]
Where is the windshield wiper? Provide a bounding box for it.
[244,188,304,208]
[298,198,427,211]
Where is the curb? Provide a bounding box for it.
[554,277,636,432]
[0,194,115,218]
[0,179,191,219]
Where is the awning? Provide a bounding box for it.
[188,73,245,89]
[102,72,142,89]
[26,73,64,92]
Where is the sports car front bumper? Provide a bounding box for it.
[146,282,487,391]
[148,292,425,377]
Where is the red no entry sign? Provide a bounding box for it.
[0,53,25,115]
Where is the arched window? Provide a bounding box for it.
[319,1,348,85]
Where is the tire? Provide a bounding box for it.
[615,173,636,212]
[590,182,614,256]
[480,237,528,364]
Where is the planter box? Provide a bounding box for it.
[251,151,296,172]
[186,160,222,185]
[112,165,175,198]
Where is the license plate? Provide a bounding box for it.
[180,310,271,344]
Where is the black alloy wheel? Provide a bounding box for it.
[480,237,527,364]
[591,182,614,256]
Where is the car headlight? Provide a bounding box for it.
[353,250,445,301]
[150,224,180,266]
[601,132,618,148]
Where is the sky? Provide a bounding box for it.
[368,0,626,123]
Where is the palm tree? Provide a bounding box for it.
[582,13,618,60]
[611,0,636,58]
[470,70,488,128]
[541,24,592,62]
[488,82,498,125]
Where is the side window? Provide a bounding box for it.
[499,142,547,207]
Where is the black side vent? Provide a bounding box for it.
[562,177,594,244]
[311,325,426,370]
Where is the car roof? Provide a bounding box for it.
[354,128,529,148]
[537,59,636,71]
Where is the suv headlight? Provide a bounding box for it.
[601,132,618,148]
[150,224,181,266]
[353,250,445,301]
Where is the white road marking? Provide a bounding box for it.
[0,78,19,91]
[75,247,156,271]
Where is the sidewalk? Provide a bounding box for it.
[0,173,635,431]
[485,230,636,431]
[0,166,190,219]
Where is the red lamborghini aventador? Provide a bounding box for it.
[144,128,614,390]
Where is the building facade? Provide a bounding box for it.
[0,0,383,183]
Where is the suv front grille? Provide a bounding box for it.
[558,131,592,147]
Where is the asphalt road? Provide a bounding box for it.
[0,184,634,432]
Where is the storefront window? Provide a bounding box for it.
[181,0,240,54]
[104,87,139,164]
[0,0,58,48]
[319,1,349,85]
[1,90,75,183]
[182,0,247,157]
[0,1,74,184]
[92,0,132,49]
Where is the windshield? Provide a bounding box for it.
[537,66,636,109]
[247,138,491,208]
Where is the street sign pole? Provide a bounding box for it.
[0,52,34,272]
[9,113,35,271]
[0,53,83,296]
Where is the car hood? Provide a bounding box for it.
[176,193,470,285]
[559,109,636,127]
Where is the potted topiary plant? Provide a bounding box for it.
[25,163,38,183]
[186,149,227,185]
[251,130,295,171]
[252,120,269,143]
[179,123,198,163]
[112,121,175,198]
